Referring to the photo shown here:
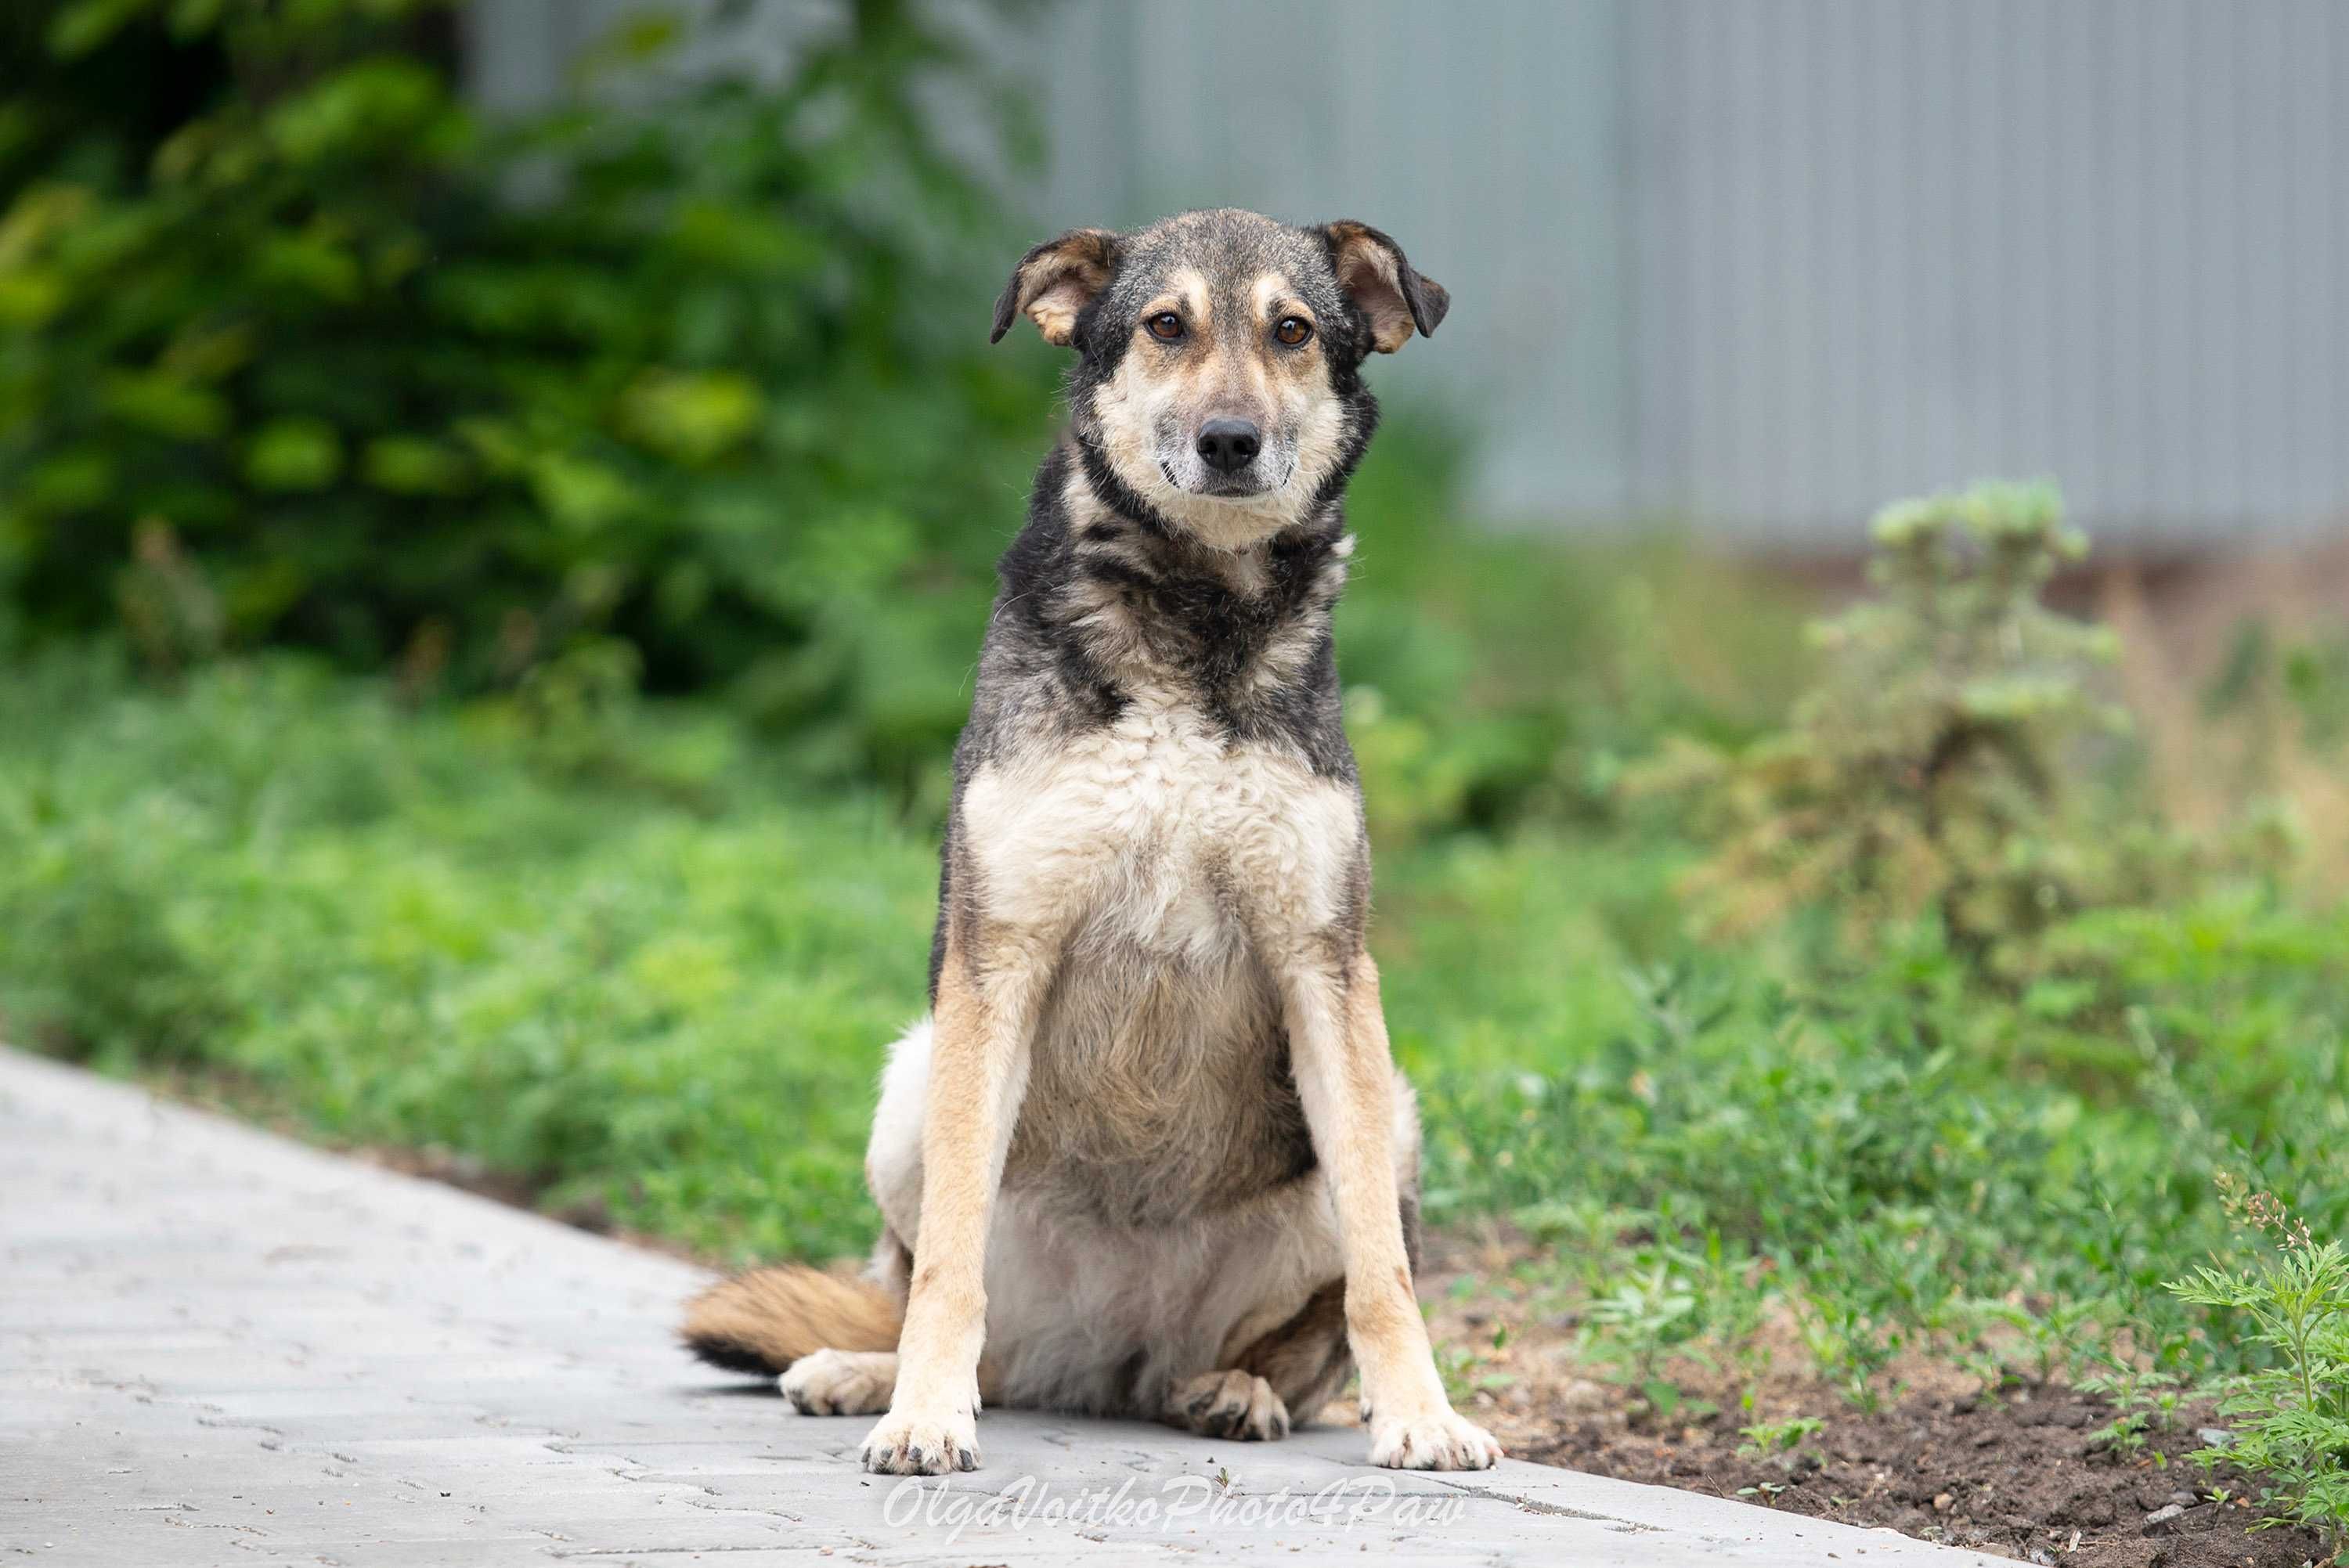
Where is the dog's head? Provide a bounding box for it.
[991,208,1447,550]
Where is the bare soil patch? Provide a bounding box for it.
[1419,1250,2331,1568]
[1511,1390,2319,1568]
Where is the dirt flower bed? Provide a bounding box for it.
[1416,1262,2333,1568]
[1510,1390,2322,1568]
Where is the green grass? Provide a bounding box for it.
[3,617,2345,1416]
[0,643,1690,1263]
[0,651,936,1260]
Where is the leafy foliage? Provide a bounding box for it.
[2171,1177,2349,1561]
[1402,488,2349,1422]
[1,0,1048,795]
[1,2,1803,830]
[0,645,942,1260]
[1640,482,2178,968]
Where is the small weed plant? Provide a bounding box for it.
[2077,1361,2182,1462]
[1736,1416,1825,1462]
[2169,1175,2349,1561]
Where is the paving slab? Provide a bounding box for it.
[0,1047,2002,1566]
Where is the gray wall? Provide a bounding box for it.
[1028,0,2349,549]
[470,0,2349,550]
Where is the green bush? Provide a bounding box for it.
[1,0,1048,795]
[1637,482,2194,971]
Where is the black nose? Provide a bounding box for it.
[1195,418,1262,474]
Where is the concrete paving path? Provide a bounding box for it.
[0,1047,2003,1566]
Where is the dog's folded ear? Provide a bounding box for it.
[990,228,1123,347]
[1319,222,1449,353]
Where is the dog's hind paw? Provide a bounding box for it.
[1167,1369,1290,1441]
[780,1349,897,1416]
[1368,1410,1503,1470]
[861,1404,980,1475]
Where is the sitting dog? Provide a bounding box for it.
[682,207,1502,1476]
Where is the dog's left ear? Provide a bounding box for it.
[1319,222,1449,352]
[990,228,1123,346]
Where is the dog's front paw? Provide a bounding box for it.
[1368,1410,1503,1470]
[861,1404,980,1475]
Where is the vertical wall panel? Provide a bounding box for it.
[1620,0,2349,547]
[472,0,2349,550]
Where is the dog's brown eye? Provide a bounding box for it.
[1274,316,1313,347]
[1146,312,1185,341]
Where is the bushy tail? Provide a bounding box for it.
[680,1266,904,1376]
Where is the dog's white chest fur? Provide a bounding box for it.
[960,690,1360,959]
[861,690,1369,1411]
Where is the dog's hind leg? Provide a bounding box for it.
[1164,1278,1352,1441]
[781,1350,898,1415]
[1164,1368,1290,1440]
[770,1225,913,1418]
[1234,1278,1354,1427]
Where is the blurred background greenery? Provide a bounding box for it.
[5,0,2349,1467]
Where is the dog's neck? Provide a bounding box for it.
[994,439,1355,752]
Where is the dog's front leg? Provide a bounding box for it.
[860,928,1045,1476]
[1283,952,1503,1470]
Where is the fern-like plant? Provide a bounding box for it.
[2168,1175,2349,1563]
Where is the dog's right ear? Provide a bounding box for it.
[990,229,1122,346]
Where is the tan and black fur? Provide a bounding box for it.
[682,208,1499,1476]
